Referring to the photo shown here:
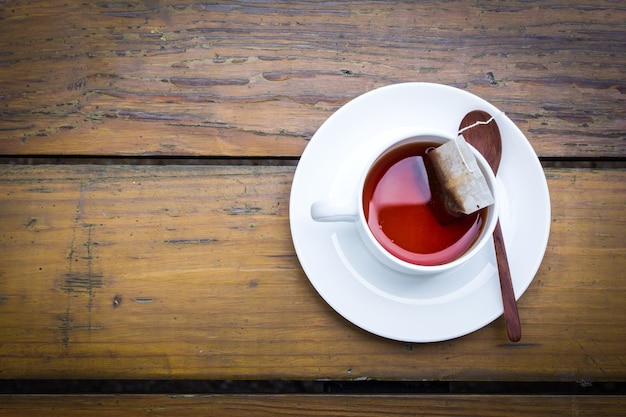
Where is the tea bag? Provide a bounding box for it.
[424,135,494,225]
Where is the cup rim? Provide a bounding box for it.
[355,132,499,275]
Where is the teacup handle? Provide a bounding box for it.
[311,200,358,222]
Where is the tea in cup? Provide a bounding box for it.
[311,129,499,275]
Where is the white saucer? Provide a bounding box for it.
[289,83,551,342]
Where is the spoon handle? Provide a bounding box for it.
[493,220,521,342]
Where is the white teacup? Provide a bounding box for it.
[311,128,499,275]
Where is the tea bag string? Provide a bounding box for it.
[453,136,474,173]
[454,111,505,173]
[457,111,504,135]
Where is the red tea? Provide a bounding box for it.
[363,141,486,266]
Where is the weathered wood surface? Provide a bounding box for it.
[1,394,625,417]
[0,166,624,381]
[1,0,624,157]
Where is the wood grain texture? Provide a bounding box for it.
[1,0,624,157]
[0,165,624,381]
[1,394,625,417]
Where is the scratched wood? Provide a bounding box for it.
[0,166,624,381]
[1,0,624,158]
[1,394,625,417]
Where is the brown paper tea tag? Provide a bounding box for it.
[425,135,494,224]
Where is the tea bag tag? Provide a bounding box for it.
[425,135,494,224]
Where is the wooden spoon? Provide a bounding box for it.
[459,110,522,342]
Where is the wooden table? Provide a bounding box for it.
[1,1,625,415]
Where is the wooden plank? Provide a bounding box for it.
[1,1,624,157]
[0,394,624,417]
[0,166,624,381]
